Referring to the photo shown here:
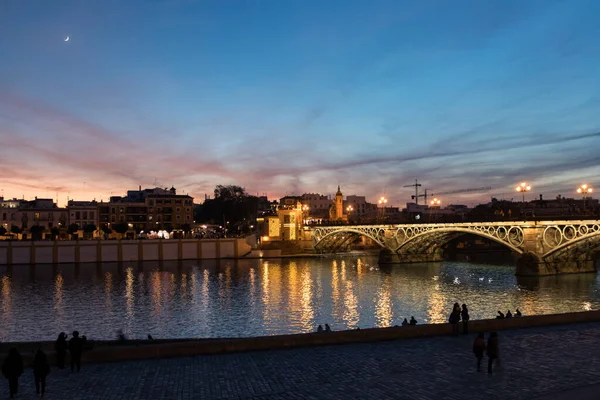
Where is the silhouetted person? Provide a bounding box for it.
[487,332,499,374]
[402,318,409,326]
[317,325,324,333]
[2,348,23,398]
[55,332,68,369]
[449,303,461,335]
[69,331,84,372]
[409,316,417,325]
[117,329,127,341]
[515,309,522,317]
[496,311,505,319]
[461,304,470,335]
[325,324,332,332]
[506,310,513,318]
[148,334,154,340]
[32,349,50,397]
[473,333,486,372]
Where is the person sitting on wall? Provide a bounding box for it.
[515,309,522,317]
[325,324,332,332]
[409,317,417,326]
[402,318,409,326]
[317,325,324,333]
[506,310,513,318]
[496,311,505,319]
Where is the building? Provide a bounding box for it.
[300,193,331,220]
[257,200,305,241]
[67,200,100,230]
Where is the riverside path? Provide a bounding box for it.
[1,322,600,399]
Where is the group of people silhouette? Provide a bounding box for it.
[496,309,522,319]
[1,330,86,398]
[473,332,500,373]
[401,317,418,326]
[449,303,470,335]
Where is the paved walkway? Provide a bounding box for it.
[1,322,600,399]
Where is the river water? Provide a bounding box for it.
[1,255,599,342]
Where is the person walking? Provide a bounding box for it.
[487,332,499,374]
[2,348,24,398]
[69,331,84,372]
[32,349,51,397]
[461,304,470,335]
[473,333,486,372]
[449,303,461,335]
[55,332,68,369]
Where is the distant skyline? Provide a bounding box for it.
[1,0,600,207]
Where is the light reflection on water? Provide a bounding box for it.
[0,256,599,341]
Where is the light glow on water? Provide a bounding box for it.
[1,256,600,341]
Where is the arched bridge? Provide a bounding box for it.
[309,220,600,276]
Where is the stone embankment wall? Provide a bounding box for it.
[4,310,600,365]
[0,237,254,265]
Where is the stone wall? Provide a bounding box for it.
[0,237,254,265]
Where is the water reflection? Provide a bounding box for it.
[1,257,600,341]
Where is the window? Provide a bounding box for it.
[111,207,115,214]
[119,208,124,213]
[149,216,153,221]
[76,211,81,219]
[176,215,181,220]
[177,208,181,213]
[90,212,94,219]
[34,212,40,220]
[111,215,116,223]
[83,211,88,219]
[284,215,290,223]
[186,208,190,212]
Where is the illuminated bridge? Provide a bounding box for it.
[309,220,600,276]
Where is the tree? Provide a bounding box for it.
[67,223,79,235]
[0,226,6,236]
[113,222,129,238]
[83,224,97,239]
[10,225,22,236]
[29,225,46,241]
[195,185,258,231]
[50,227,60,240]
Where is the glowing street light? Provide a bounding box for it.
[515,182,531,203]
[577,184,593,211]
[301,204,309,225]
[378,197,388,222]
[430,198,441,207]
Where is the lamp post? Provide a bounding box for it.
[430,198,441,222]
[515,182,531,204]
[577,184,593,212]
[346,205,353,224]
[378,197,388,223]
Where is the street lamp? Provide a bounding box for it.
[577,184,593,212]
[430,198,441,207]
[378,197,388,223]
[515,182,531,203]
[346,205,353,223]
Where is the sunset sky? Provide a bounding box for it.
[1,0,600,207]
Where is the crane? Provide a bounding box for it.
[403,179,423,204]
[411,186,492,204]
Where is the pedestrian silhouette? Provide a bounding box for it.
[506,310,513,318]
[55,332,68,369]
[69,331,84,372]
[117,329,127,341]
[2,348,24,398]
[317,325,324,333]
[496,311,505,319]
[402,318,409,326]
[472,333,486,372]
[487,332,499,374]
[148,334,154,340]
[515,309,522,317]
[32,349,50,397]
[325,324,332,332]
[461,304,470,335]
[449,303,461,335]
[409,316,417,325]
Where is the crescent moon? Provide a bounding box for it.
[64,36,70,42]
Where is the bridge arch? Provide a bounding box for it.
[541,224,600,258]
[313,227,387,250]
[392,226,525,255]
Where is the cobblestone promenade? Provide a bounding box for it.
[2,322,600,399]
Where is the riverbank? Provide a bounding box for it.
[3,310,599,365]
[2,320,600,399]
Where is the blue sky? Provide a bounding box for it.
[1,0,600,206]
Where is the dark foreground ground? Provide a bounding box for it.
[1,322,600,400]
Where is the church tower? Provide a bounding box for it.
[335,185,343,220]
